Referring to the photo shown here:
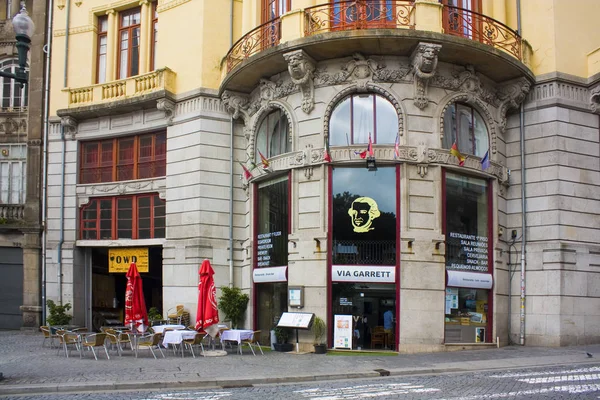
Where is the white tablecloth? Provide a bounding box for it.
[152,324,185,334]
[162,330,197,347]
[219,329,254,344]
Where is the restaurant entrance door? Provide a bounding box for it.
[331,283,396,350]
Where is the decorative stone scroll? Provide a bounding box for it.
[221,90,251,138]
[156,98,175,126]
[60,116,78,140]
[495,77,531,132]
[590,85,600,114]
[283,50,316,114]
[410,43,442,109]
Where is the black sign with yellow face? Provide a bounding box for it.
[347,196,381,233]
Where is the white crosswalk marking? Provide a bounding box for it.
[434,384,600,400]
[295,383,440,399]
[142,392,233,400]
[491,366,600,378]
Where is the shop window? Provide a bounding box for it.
[332,167,397,266]
[329,94,397,147]
[0,59,28,111]
[255,176,289,343]
[443,171,491,343]
[0,144,26,204]
[79,131,166,184]
[332,0,395,30]
[80,193,165,240]
[442,102,489,158]
[254,109,290,165]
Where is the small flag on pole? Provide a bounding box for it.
[394,135,400,159]
[258,151,270,169]
[480,150,490,170]
[354,150,367,159]
[450,142,465,166]
[368,133,374,157]
[239,161,253,180]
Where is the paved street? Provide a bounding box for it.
[4,364,600,399]
[2,330,600,399]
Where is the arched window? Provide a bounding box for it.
[442,102,488,158]
[0,59,28,111]
[329,93,398,146]
[255,109,290,165]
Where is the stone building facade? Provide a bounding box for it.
[43,0,599,352]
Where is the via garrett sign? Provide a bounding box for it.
[332,265,395,283]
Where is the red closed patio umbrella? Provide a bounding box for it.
[124,262,148,333]
[195,259,219,337]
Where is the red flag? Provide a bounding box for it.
[355,150,367,159]
[368,133,374,157]
[239,162,252,180]
[323,147,332,162]
[450,142,465,166]
[258,151,270,169]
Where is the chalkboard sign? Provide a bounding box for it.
[277,312,314,329]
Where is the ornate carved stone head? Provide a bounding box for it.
[411,43,442,76]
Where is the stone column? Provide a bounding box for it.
[20,0,48,329]
[138,0,151,74]
[105,9,117,81]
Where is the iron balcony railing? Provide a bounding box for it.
[226,17,282,72]
[332,239,396,266]
[442,5,522,61]
[304,0,414,36]
[224,1,523,73]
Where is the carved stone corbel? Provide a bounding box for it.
[496,77,531,132]
[221,90,251,138]
[60,116,78,140]
[157,98,175,126]
[410,43,442,109]
[590,85,600,114]
[283,50,316,114]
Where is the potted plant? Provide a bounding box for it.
[311,316,327,354]
[46,299,73,329]
[273,326,293,352]
[218,286,249,328]
[148,307,163,325]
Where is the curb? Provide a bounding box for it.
[1,359,598,396]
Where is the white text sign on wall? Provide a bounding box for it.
[253,266,287,283]
[332,265,395,283]
[447,270,493,289]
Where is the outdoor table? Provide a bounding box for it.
[220,329,253,352]
[126,331,147,358]
[162,330,197,357]
[152,324,185,334]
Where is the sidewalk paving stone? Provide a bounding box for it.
[1,330,599,395]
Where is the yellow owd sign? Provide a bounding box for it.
[108,248,149,273]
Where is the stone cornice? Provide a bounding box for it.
[157,0,191,12]
[76,178,166,207]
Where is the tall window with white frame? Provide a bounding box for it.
[0,59,28,111]
[96,15,108,84]
[118,7,141,79]
[0,144,26,205]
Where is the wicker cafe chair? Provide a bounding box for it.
[240,330,264,355]
[81,333,110,360]
[56,330,81,358]
[40,325,57,348]
[136,333,165,359]
[183,332,205,358]
[167,304,185,324]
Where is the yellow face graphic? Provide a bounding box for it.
[348,197,381,233]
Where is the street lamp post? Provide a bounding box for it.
[0,4,35,85]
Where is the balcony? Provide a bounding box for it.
[221,0,533,93]
[0,204,25,230]
[58,68,176,120]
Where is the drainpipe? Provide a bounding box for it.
[57,125,66,302]
[41,0,55,323]
[517,0,526,346]
[63,0,70,87]
[228,0,234,288]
